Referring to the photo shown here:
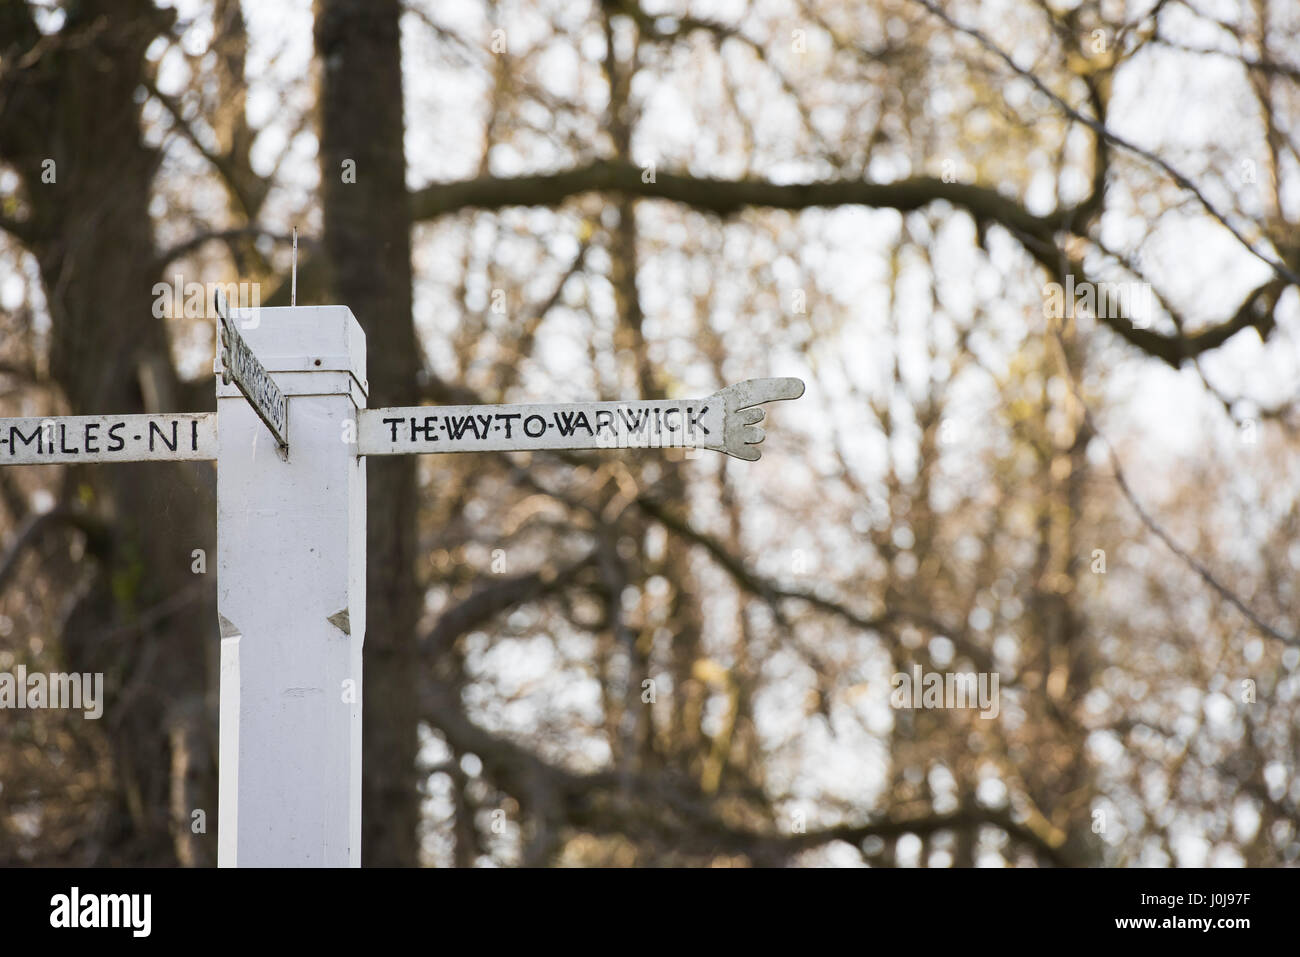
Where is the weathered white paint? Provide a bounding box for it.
[216,305,367,868]
[217,635,240,866]
[216,291,289,449]
[0,413,216,464]
[359,377,805,461]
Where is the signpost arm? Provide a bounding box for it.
[357,377,805,460]
[215,291,290,454]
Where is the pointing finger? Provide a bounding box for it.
[728,377,805,409]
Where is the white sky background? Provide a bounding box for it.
[3,0,1296,865]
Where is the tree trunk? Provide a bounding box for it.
[0,0,216,865]
[315,0,422,866]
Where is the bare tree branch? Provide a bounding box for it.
[1046,320,1299,647]
[909,0,1300,288]
[421,552,596,659]
[0,505,111,596]
[412,158,1281,365]
[634,494,997,673]
[153,226,296,271]
[422,678,1076,864]
[410,158,1070,235]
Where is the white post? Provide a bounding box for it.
[216,305,368,867]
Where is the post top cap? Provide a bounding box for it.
[219,304,367,394]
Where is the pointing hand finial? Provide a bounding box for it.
[708,377,806,461]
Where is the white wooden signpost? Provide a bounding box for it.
[0,294,804,867]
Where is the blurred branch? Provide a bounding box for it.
[493,239,591,398]
[143,77,246,205]
[0,213,37,244]
[0,505,111,596]
[413,159,1284,364]
[153,227,296,271]
[635,494,997,672]
[422,676,1074,864]
[1151,38,1300,81]
[0,359,38,383]
[622,1,847,166]
[1047,320,1299,647]
[1067,231,1287,367]
[97,579,208,642]
[411,158,1067,236]
[909,0,1300,288]
[773,804,1075,865]
[421,552,596,659]
[143,69,270,223]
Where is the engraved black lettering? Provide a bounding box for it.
[444,415,473,440]
[411,416,437,441]
[553,410,580,437]
[150,420,179,452]
[10,426,41,455]
[108,423,126,452]
[618,408,650,434]
[687,405,710,436]
[497,413,521,438]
